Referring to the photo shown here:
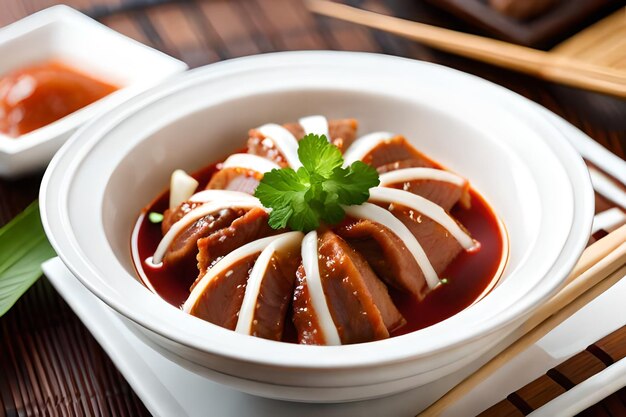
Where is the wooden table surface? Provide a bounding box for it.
[0,1,624,416]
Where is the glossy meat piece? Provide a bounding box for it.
[318,230,405,338]
[205,167,261,195]
[186,254,257,330]
[292,230,404,345]
[196,208,277,276]
[363,136,437,170]
[284,118,359,151]
[378,159,470,210]
[336,219,430,300]
[162,208,241,268]
[376,158,425,174]
[249,252,299,341]
[247,119,359,165]
[389,204,465,277]
[161,200,205,234]
[393,178,469,211]
[292,264,326,345]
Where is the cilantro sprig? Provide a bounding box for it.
[254,134,379,232]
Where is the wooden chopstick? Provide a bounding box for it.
[418,225,626,416]
[306,0,626,98]
[564,223,626,286]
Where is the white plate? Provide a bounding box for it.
[0,5,187,177]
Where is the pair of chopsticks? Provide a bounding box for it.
[418,224,626,416]
[306,0,626,99]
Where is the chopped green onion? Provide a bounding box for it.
[148,212,164,223]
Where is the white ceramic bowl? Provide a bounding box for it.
[40,52,593,402]
[0,5,187,177]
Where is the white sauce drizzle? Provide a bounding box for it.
[368,187,477,250]
[189,190,258,203]
[152,198,266,264]
[299,115,329,140]
[257,123,301,169]
[379,167,467,188]
[235,231,304,335]
[221,153,280,174]
[302,231,342,345]
[344,203,440,289]
[342,131,394,165]
[169,170,199,209]
[183,234,286,313]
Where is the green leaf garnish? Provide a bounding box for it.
[0,201,56,317]
[298,133,343,177]
[255,134,380,232]
[148,212,164,223]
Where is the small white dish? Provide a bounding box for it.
[0,5,188,177]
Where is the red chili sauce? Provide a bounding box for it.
[132,161,505,342]
[0,59,118,137]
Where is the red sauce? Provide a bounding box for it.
[132,165,504,341]
[390,190,503,336]
[0,59,118,137]
[132,164,219,307]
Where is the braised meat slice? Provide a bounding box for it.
[318,230,405,340]
[196,208,277,276]
[389,204,464,276]
[247,118,359,165]
[247,251,299,341]
[363,136,437,170]
[292,230,405,345]
[205,167,261,195]
[283,118,359,151]
[336,219,429,300]
[397,179,470,211]
[162,208,242,267]
[378,160,471,210]
[185,254,257,330]
[161,200,205,234]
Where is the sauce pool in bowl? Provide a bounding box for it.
[132,161,506,342]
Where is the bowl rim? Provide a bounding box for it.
[40,51,594,372]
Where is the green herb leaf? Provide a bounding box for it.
[254,134,380,232]
[0,201,56,317]
[148,212,164,223]
[255,167,319,231]
[324,161,381,206]
[297,133,343,177]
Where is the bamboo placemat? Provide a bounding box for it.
[0,1,624,416]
